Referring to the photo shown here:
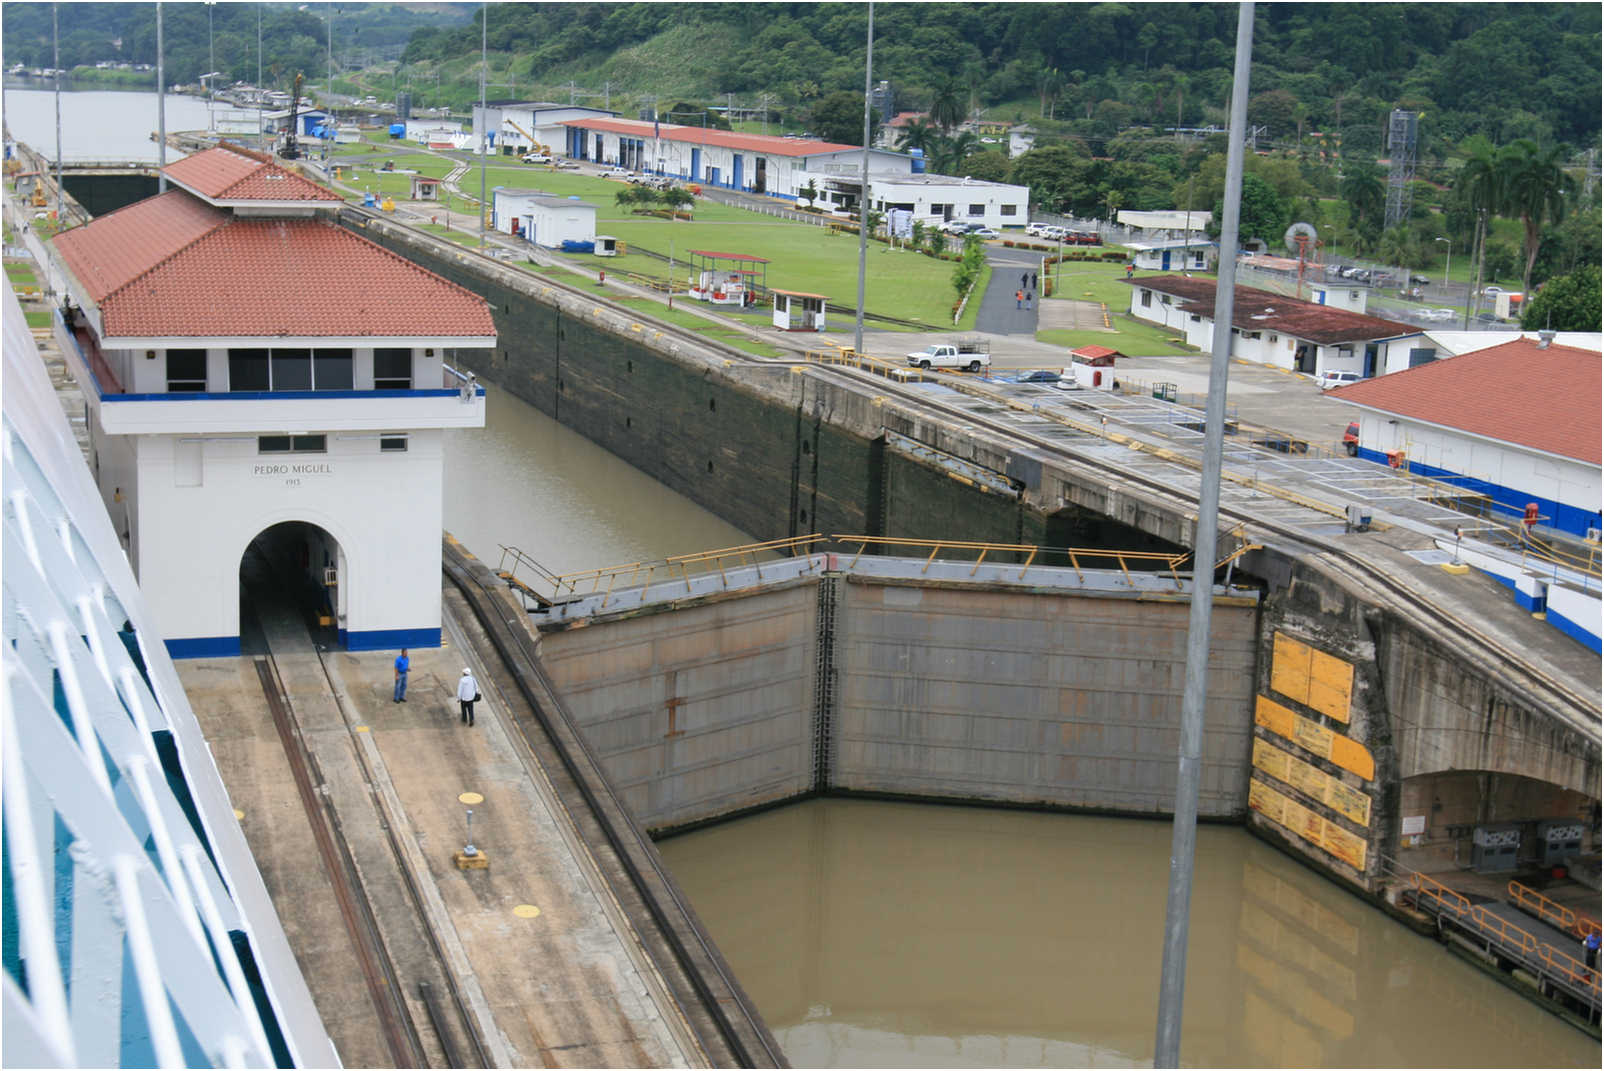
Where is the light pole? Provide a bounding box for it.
[205,1,215,131]
[1434,236,1450,301]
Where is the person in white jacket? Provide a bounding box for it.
[457,667,479,726]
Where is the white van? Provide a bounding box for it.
[1315,369,1362,390]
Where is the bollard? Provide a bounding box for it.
[597,269,606,287]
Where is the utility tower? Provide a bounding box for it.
[1384,108,1418,230]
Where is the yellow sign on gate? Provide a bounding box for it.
[1270,632,1354,723]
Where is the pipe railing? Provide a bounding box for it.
[829,534,1192,588]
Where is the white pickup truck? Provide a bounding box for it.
[905,340,991,372]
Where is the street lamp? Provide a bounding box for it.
[1434,236,1450,300]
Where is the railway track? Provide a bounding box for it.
[442,544,788,1069]
[254,648,487,1068]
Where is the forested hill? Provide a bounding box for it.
[402,2,1600,151]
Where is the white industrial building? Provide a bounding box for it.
[49,144,495,656]
[559,116,908,200]
[856,172,1031,231]
[1329,336,1601,540]
[473,100,617,155]
[1116,209,1213,239]
[1386,329,1604,373]
[491,189,597,248]
[1125,275,1421,378]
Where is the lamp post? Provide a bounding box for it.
[1434,236,1450,301]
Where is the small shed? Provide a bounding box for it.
[492,188,596,249]
[687,250,768,307]
[1069,344,1122,366]
[594,235,619,257]
[411,175,441,201]
[773,289,827,332]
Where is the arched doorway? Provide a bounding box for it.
[239,521,346,654]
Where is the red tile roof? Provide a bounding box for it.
[1126,274,1415,344]
[53,190,229,301]
[163,143,342,203]
[1071,345,1121,360]
[1329,338,1601,464]
[560,116,862,157]
[53,192,493,340]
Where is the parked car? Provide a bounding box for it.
[1482,285,1506,297]
[1013,369,1061,384]
[1026,222,1052,237]
[601,166,632,178]
[553,158,580,169]
[520,152,552,164]
[970,227,1000,240]
[1315,369,1362,390]
[1343,421,1360,456]
[1409,273,1431,285]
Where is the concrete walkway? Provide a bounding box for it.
[974,254,1041,335]
[181,591,698,1068]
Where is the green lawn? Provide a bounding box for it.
[1037,314,1197,358]
[607,296,785,358]
[24,310,51,328]
[4,263,38,287]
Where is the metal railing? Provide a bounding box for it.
[829,534,1193,587]
[1509,881,1604,938]
[509,536,826,609]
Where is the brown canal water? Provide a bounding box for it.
[659,799,1601,1068]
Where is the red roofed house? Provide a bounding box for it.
[48,143,496,657]
[1125,274,1421,379]
[558,116,916,205]
[1329,336,1601,540]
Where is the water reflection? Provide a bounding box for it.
[659,799,1600,1068]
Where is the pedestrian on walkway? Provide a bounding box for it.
[393,648,409,703]
[1031,271,1038,291]
[1025,290,1033,310]
[1584,930,1600,977]
[1021,271,1029,289]
[457,667,479,726]
[1015,288,1024,309]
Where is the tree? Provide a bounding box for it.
[1339,160,1385,233]
[930,76,965,132]
[1499,138,1573,298]
[798,179,820,209]
[1008,144,1093,215]
[805,90,875,146]
[1208,172,1287,247]
[1519,263,1601,331]
[1456,136,1504,322]
[658,186,694,217]
[958,150,1012,183]
[896,117,940,156]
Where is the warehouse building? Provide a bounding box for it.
[491,189,597,249]
[472,100,616,154]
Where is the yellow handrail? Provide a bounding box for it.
[1537,944,1602,997]
[828,534,1190,586]
[1508,880,1578,934]
[1410,872,1471,917]
[1470,905,1539,956]
[543,535,826,599]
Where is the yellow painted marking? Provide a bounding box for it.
[1271,631,1352,723]
[355,725,370,733]
[1250,779,1368,869]
[513,904,542,919]
[1255,695,1374,781]
[1252,739,1372,826]
[458,792,485,805]
[233,809,245,820]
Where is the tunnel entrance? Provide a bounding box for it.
[239,521,344,654]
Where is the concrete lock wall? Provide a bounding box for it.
[539,574,1260,830]
[535,582,821,831]
[832,578,1259,816]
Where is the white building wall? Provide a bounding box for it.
[1356,415,1601,520]
[1128,286,1193,333]
[868,177,1029,230]
[531,202,596,247]
[131,430,446,648]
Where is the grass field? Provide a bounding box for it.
[24,310,51,328]
[1036,259,1197,357]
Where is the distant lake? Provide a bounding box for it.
[2,88,216,161]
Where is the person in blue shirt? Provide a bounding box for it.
[1584,930,1600,977]
[393,649,410,703]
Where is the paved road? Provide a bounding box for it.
[975,248,1044,335]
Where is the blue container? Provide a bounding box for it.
[388,123,405,138]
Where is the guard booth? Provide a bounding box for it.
[687,250,768,307]
[411,175,441,201]
[773,289,827,332]
[594,235,619,257]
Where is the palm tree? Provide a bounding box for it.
[946,131,980,171]
[1456,137,1504,326]
[1340,161,1385,232]
[930,77,964,133]
[896,117,939,156]
[1500,139,1573,300]
[798,179,820,210]
[1036,67,1061,120]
